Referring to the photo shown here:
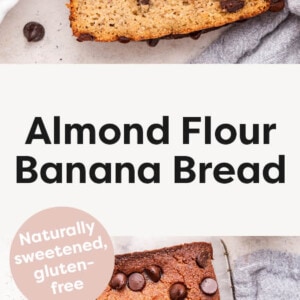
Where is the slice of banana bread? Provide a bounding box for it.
[97,242,220,300]
[69,0,284,42]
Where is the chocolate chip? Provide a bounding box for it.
[77,33,95,42]
[118,36,131,43]
[23,22,45,42]
[196,251,211,268]
[109,273,127,290]
[189,30,202,40]
[128,273,146,291]
[167,33,187,39]
[269,0,285,12]
[169,283,187,300]
[147,39,160,47]
[220,0,245,13]
[139,0,150,5]
[200,278,218,295]
[144,265,162,282]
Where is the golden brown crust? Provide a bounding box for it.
[69,0,277,42]
[97,242,220,300]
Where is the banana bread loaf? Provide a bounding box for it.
[69,0,284,43]
[97,242,220,300]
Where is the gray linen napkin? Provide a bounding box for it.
[233,249,300,300]
[190,0,300,63]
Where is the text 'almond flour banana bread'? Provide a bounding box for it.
[69,0,284,43]
[97,242,220,300]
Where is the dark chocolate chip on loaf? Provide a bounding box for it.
[97,242,220,300]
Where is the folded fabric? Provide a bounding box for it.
[190,0,300,64]
[233,249,300,300]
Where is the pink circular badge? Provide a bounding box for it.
[10,207,114,300]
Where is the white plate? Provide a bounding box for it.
[0,0,19,23]
[0,0,223,63]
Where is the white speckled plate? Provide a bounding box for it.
[0,0,224,63]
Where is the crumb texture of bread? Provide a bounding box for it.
[69,0,272,41]
[97,242,220,300]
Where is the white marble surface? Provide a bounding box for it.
[0,0,226,63]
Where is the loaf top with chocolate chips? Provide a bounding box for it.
[69,0,280,42]
[97,242,220,300]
